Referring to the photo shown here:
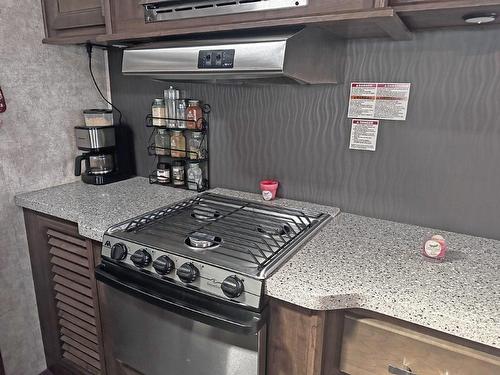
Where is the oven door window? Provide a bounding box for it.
[97,265,266,375]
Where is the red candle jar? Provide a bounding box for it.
[260,180,279,201]
[422,234,447,261]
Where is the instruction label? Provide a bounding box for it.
[349,119,379,151]
[348,83,411,121]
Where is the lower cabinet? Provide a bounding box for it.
[23,210,500,375]
[340,314,500,375]
[266,300,344,375]
[267,301,500,375]
[23,210,106,374]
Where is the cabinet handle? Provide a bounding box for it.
[388,365,416,375]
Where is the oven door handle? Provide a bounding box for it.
[95,265,265,335]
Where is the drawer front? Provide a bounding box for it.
[340,315,500,375]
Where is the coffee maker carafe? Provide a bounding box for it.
[74,126,124,185]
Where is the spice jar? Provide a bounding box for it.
[154,129,170,155]
[164,86,179,128]
[176,99,187,128]
[172,161,185,186]
[187,100,203,129]
[152,99,166,126]
[170,130,186,158]
[188,132,207,160]
[157,162,171,184]
[187,162,203,191]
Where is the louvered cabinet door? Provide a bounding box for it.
[23,210,106,375]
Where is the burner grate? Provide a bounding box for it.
[120,193,328,271]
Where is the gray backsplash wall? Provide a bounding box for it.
[109,27,500,239]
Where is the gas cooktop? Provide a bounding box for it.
[101,193,331,309]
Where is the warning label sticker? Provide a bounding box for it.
[348,82,411,121]
[349,119,379,152]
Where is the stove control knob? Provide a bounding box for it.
[153,255,174,275]
[221,276,244,299]
[110,243,127,261]
[177,263,199,283]
[130,249,152,267]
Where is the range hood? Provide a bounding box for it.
[122,27,346,84]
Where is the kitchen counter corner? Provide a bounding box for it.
[15,177,197,241]
[265,213,500,349]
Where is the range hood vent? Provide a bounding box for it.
[122,27,346,84]
[141,0,308,23]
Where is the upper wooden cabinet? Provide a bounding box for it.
[97,0,412,42]
[40,0,500,44]
[42,0,106,44]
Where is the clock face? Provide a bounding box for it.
[424,240,442,257]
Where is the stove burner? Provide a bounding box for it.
[185,232,222,250]
[257,224,292,237]
[191,208,221,221]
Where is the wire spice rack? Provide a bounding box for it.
[147,103,210,192]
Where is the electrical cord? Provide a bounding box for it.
[86,43,123,125]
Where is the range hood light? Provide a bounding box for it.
[463,13,497,24]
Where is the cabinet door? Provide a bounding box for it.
[340,314,500,375]
[23,210,106,374]
[105,0,377,36]
[42,0,106,43]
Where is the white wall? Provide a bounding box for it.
[0,1,107,373]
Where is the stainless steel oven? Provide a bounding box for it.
[96,263,267,375]
[95,193,331,375]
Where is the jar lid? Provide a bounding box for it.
[157,162,171,169]
[172,160,184,166]
[152,98,165,105]
[171,130,183,134]
[188,100,200,106]
[83,109,112,114]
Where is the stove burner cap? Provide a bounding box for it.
[257,224,291,237]
[185,232,222,250]
[191,208,221,221]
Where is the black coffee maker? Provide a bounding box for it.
[74,126,125,185]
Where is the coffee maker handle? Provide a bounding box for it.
[75,154,88,176]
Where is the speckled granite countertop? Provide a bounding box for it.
[15,177,197,241]
[266,213,500,349]
[15,177,500,349]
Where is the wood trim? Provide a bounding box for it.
[392,0,500,11]
[96,8,412,43]
[101,0,114,34]
[374,0,389,7]
[373,11,413,39]
[267,299,328,375]
[42,35,99,44]
[87,240,107,374]
[321,311,345,375]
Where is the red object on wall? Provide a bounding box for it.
[0,86,6,113]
